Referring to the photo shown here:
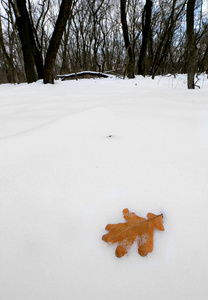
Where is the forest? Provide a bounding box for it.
[0,0,208,88]
[1,2,208,298]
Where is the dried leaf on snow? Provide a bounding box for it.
[102,208,164,257]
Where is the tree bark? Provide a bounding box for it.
[13,0,37,83]
[43,0,73,84]
[138,0,152,76]
[199,43,208,74]
[187,0,196,89]
[0,14,16,82]
[12,0,44,82]
[120,0,135,79]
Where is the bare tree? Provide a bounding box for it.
[8,0,73,83]
[187,0,196,88]
[43,0,73,83]
[11,0,38,83]
[150,0,187,78]
[120,0,135,78]
[1,0,208,84]
[0,14,16,82]
[138,0,152,76]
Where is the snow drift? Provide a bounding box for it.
[0,74,208,300]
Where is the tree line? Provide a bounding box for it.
[0,0,207,88]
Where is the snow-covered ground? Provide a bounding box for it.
[0,74,208,300]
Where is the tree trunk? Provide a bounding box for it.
[138,0,152,76]
[0,14,16,83]
[120,0,135,79]
[12,0,44,82]
[60,19,71,74]
[14,0,37,83]
[43,0,73,84]
[187,0,196,89]
[199,43,208,73]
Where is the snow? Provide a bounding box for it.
[0,74,208,300]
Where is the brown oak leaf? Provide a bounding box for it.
[102,208,164,257]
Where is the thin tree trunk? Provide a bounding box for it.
[199,43,208,73]
[187,0,196,89]
[0,14,16,82]
[120,0,135,79]
[27,0,44,79]
[60,19,71,74]
[138,0,152,76]
[43,0,73,84]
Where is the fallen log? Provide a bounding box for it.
[56,71,112,81]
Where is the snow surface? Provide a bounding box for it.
[0,75,208,300]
